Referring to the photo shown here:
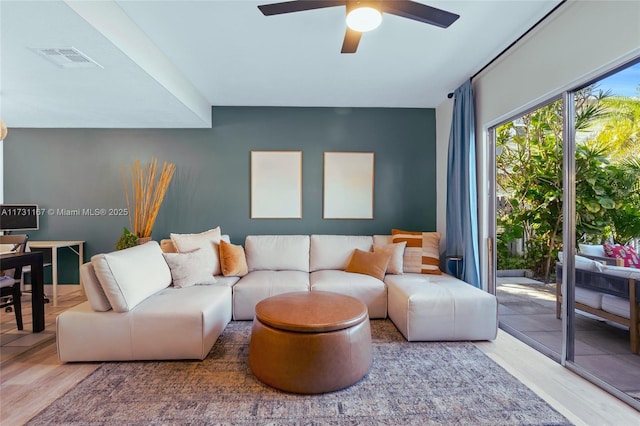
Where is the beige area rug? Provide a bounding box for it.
[29,320,571,425]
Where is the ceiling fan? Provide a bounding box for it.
[257,0,460,54]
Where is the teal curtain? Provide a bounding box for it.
[446,80,480,288]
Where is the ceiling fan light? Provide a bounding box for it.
[346,7,382,32]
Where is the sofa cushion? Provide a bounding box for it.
[129,285,232,359]
[245,235,310,272]
[310,269,387,318]
[170,227,223,276]
[373,242,406,275]
[600,264,640,280]
[601,294,630,319]
[80,262,112,312]
[232,270,310,320]
[391,229,441,274]
[346,248,391,280]
[219,240,248,277]
[310,235,373,272]
[558,252,604,272]
[575,287,603,309]
[91,241,172,313]
[578,244,606,258]
[162,250,218,288]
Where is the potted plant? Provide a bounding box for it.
[116,227,139,250]
[122,157,176,244]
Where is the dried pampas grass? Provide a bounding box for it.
[122,158,176,238]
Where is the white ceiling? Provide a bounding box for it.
[0,0,563,128]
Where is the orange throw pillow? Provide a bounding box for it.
[219,240,248,277]
[345,249,392,281]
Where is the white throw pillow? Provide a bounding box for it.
[373,242,406,275]
[162,249,217,288]
[91,241,172,313]
[578,244,606,257]
[170,227,222,276]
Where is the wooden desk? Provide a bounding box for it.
[28,241,84,307]
[0,251,45,332]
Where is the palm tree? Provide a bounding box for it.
[593,96,640,162]
[583,95,640,245]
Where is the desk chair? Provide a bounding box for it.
[0,234,29,330]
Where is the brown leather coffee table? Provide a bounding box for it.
[248,291,372,394]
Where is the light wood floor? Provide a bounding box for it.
[1,292,639,426]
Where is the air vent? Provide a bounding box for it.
[31,47,103,69]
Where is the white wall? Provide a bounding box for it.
[436,0,640,289]
[475,1,640,127]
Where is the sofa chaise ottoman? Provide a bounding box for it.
[385,273,498,341]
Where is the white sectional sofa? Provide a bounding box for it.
[56,233,498,362]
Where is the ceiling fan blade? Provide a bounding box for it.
[258,0,346,16]
[341,27,362,54]
[381,0,459,28]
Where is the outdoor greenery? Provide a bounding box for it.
[496,86,640,282]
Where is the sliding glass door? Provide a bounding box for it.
[489,59,640,409]
[569,63,640,408]
[493,97,564,360]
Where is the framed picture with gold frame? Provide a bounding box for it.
[323,151,374,219]
[251,151,302,219]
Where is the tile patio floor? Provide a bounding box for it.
[497,276,640,401]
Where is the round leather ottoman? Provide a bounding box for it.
[248,291,372,394]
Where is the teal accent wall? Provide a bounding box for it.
[4,107,436,282]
